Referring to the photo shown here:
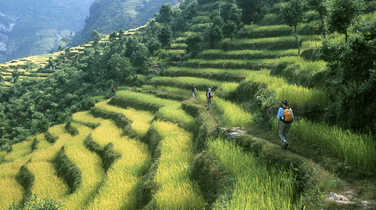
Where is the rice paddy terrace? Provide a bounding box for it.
[0,28,139,88]
[1,3,376,210]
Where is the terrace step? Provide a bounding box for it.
[94,101,154,138]
[181,58,293,70]
[164,67,248,82]
[132,85,191,101]
[27,161,68,200]
[238,24,292,38]
[144,121,205,209]
[198,49,297,60]
[0,159,29,207]
[52,124,104,209]
[219,35,319,51]
[87,119,150,209]
[147,76,239,97]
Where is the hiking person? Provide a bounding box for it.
[277,100,294,150]
[192,86,197,98]
[111,85,116,96]
[206,88,213,110]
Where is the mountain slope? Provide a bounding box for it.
[0,0,95,63]
[73,0,179,44]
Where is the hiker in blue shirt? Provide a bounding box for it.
[277,100,294,150]
[206,88,213,110]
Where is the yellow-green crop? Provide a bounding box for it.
[208,138,302,210]
[214,97,253,128]
[88,121,150,209]
[151,121,205,209]
[245,69,329,107]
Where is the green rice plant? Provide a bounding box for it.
[157,106,195,131]
[213,97,253,128]
[149,76,238,97]
[140,85,192,100]
[95,101,154,138]
[258,13,282,25]
[149,76,218,90]
[199,49,298,60]
[165,67,248,82]
[3,138,33,162]
[245,69,329,108]
[175,37,187,43]
[31,134,50,152]
[64,121,79,136]
[44,131,58,144]
[57,124,105,209]
[288,119,376,172]
[112,90,180,112]
[170,43,187,50]
[221,35,320,50]
[27,161,68,200]
[30,125,72,162]
[208,138,302,210]
[191,23,211,32]
[165,49,185,55]
[297,21,322,35]
[1,179,23,208]
[150,121,205,209]
[88,120,150,210]
[238,24,292,38]
[184,56,301,69]
[72,111,102,124]
[302,40,322,50]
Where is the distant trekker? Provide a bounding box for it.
[192,86,197,98]
[206,88,213,110]
[277,100,294,150]
[111,85,116,96]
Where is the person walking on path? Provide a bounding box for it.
[111,85,116,96]
[206,88,213,110]
[192,86,197,98]
[277,100,294,150]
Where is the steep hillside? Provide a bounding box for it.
[73,0,179,44]
[0,0,94,63]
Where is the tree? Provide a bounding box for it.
[236,0,261,24]
[306,0,327,37]
[322,16,376,132]
[12,70,20,83]
[158,26,172,48]
[220,2,242,38]
[327,0,359,41]
[280,0,304,55]
[158,4,172,24]
[208,24,223,48]
[185,34,203,57]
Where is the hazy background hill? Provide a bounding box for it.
[0,0,95,63]
[73,0,180,44]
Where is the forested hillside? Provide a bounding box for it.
[0,0,95,63]
[1,0,376,209]
[73,0,180,44]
